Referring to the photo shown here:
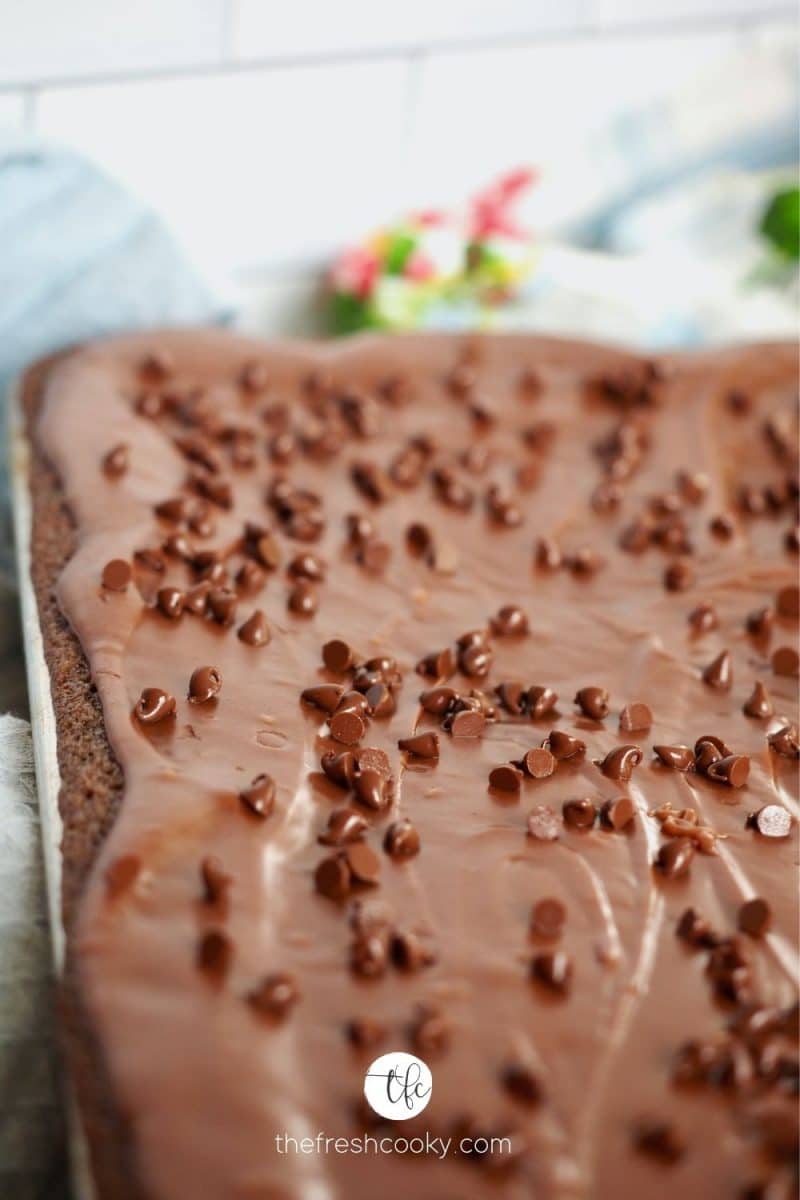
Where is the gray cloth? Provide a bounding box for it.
[0,135,220,1199]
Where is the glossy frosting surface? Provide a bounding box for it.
[35,330,798,1199]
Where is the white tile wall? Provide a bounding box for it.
[592,0,789,25]
[404,29,764,231]
[36,60,413,272]
[1,0,797,282]
[0,92,26,130]
[229,0,587,60]
[0,0,226,85]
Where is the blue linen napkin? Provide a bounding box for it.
[0,134,221,1200]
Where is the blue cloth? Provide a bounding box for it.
[0,136,220,386]
[0,135,222,576]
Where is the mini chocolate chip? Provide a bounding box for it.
[676,907,716,948]
[365,682,395,718]
[346,1018,386,1050]
[768,723,799,758]
[238,610,270,646]
[288,551,326,581]
[356,746,392,778]
[562,798,597,829]
[102,443,129,477]
[344,843,381,885]
[688,602,718,635]
[545,730,585,760]
[407,520,431,556]
[738,897,772,938]
[706,754,750,788]
[247,973,300,1020]
[409,1006,449,1056]
[565,547,602,576]
[494,680,526,715]
[633,1119,684,1164]
[702,649,732,690]
[446,706,487,738]
[188,665,221,704]
[239,773,276,818]
[526,805,560,841]
[489,764,524,793]
[351,460,392,504]
[664,560,694,592]
[618,702,653,733]
[329,707,366,746]
[134,687,176,724]
[155,496,188,523]
[208,587,238,627]
[501,1064,542,1106]
[490,605,529,637]
[154,586,184,619]
[419,686,457,715]
[776,584,800,619]
[694,732,731,758]
[322,638,357,674]
[236,560,265,591]
[531,950,572,994]
[748,805,792,838]
[315,853,351,900]
[527,686,558,719]
[139,349,173,383]
[519,747,556,779]
[710,513,736,540]
[101,558,132,591]
[771,645,799,676]
[134,547,166,573]
[743,680,774,720]
[240,360,269,392]
[320,749,359,788]
[574,686,609,720]
[353,767,390,811]
[654,744,694,771]
[200,856,231,904]
[350,929,390,978]
[391,931,436,971]
[598,744,643,781]
[654,838,695,879]
[460,643,493,679]
[600,795,635,831]
[416,647,457,679]
[197,929,232,977]
[535,537,562,569]
[398,732,439,760]
[301,685,343,714]
[746,606,774,638]
[184,582,210,615]
[676,469,709,505]
[383,820,421,859]
[530,897,567,939]
[288,581,318,616]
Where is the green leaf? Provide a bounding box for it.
[329,292,382,336]
[760,186,800,261]
[384,231,417,276]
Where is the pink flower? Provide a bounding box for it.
[330,246,380,298]
[403,250,436,281]
[414,209,447,228]
[467,167,538,241]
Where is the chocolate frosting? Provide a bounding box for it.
[33,330,798,1198]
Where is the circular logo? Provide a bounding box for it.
[363,1051,433,1121]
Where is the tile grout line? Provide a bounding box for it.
[0,8,794,96]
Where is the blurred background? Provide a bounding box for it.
[0,0,797,347]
